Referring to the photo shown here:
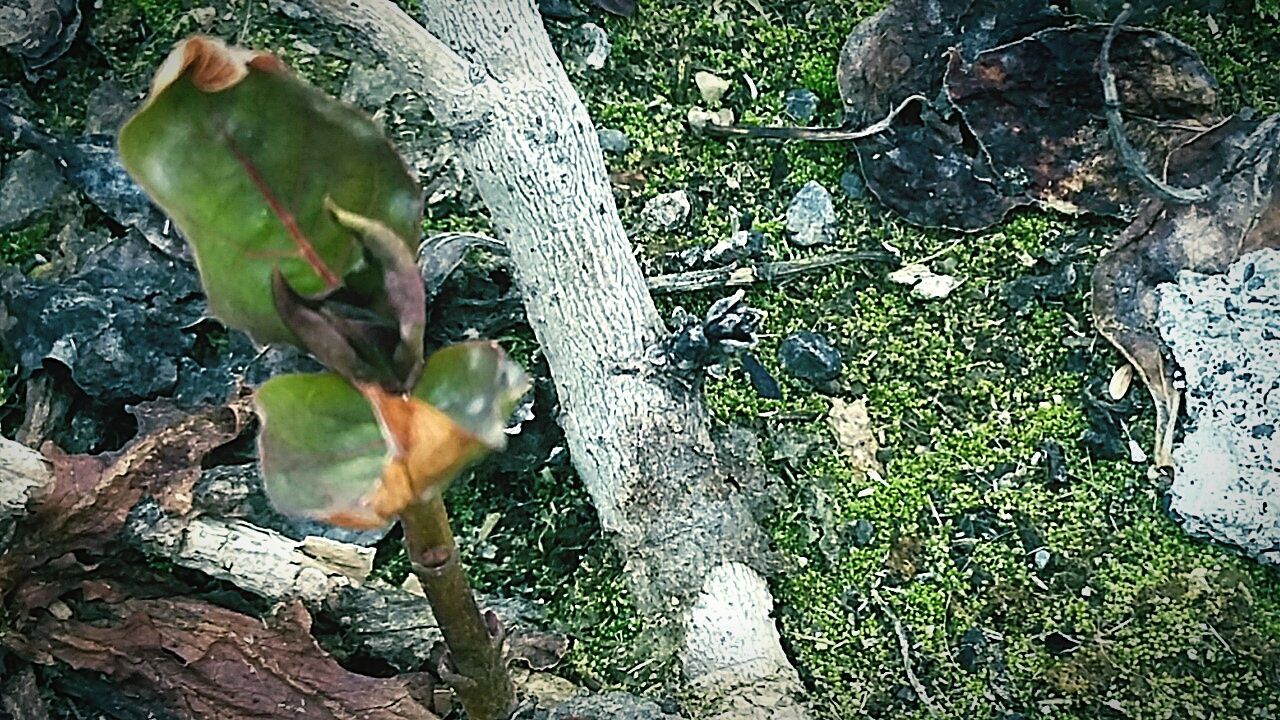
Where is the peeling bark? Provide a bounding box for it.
[12,593,441,720]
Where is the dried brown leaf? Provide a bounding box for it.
[827,398,883,482]
[946,25,1219,218]
[835,0,1224,231]
[1093,115,1280,466]
[837,0,1062,124]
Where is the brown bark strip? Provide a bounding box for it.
[12,592,439,720]
[0,398,253,593]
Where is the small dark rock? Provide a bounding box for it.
[839,166,868,200]
[740,352,781,399]
[851,518,875,547]
[0,149,66,231]
[957,627,988,673]
[597,127,631,154]
[785,180,838,247]
[538,0,587,20]
[1039,439,1068,488]
[957,507,1002,540]
[968,566,994,589]
[778,331,842,384]
[1003,262,1078,312]
[783,87,820,123]
[1044,630,1081,656]
[85,80,136,136]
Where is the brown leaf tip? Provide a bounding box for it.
[149,35,276,99]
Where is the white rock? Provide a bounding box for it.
[687,107,734,129]
[571,23,611,70]
[1158,248,1280,566]
[888,263,959,299]
[641,190,691,232]
[694,70,731,104]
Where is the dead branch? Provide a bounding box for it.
[703,95,925,142]
[295,0,489,126]
[1099,5,1211,205]
[648,250,898,294]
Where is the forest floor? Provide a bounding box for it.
[2,1,1279,719]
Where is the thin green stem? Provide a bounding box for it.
[399,496,514,720]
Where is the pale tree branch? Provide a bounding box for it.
[295,0,491,123]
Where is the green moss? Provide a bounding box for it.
[580,1,1280,708]
[1161,0,1280,115]
[0,217,54,266]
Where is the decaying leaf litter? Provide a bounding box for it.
[0,0,1274,712]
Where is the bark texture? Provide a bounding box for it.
[295,0,810,715]
[0,436,541,674]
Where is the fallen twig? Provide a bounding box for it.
[648,250,898,295]
[1098,4,1211,205]
[703,95,926,142]
[871,589,943,717]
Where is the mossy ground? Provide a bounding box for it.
[2,0,1278,717]
[574,3,1280,717]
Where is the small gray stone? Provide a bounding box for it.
[568,22,611,70]
[0,150,66,232]
[84,80,135,136]
[342,63,401,108]
[851,518,875,547]
[267,0,312,18]
[597,127,631,155]
[1032,548,1052,571]
[785,180,838,247]
[783,88,819,123]
[641,190,691,232]
[662,229,765,271]
[778,331,842,384]
[839,166,867,200]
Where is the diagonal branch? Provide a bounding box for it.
[296,0,490,121]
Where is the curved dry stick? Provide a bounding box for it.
[704,95,926,142]
[1099,4,1211,205]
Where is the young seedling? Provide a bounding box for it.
[118,36,525,720]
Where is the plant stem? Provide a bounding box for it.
[400,496,514,720]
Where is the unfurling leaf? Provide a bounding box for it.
[118,36,422,345]
[257,342,530,529]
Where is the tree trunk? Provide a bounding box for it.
[295,0,810,715]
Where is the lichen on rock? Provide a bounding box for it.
[1159,248,1280,565]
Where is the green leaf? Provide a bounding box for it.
[255,343,528,529]
[119,36,422,344]
[414,341,531,448]
[255,371,390,527]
